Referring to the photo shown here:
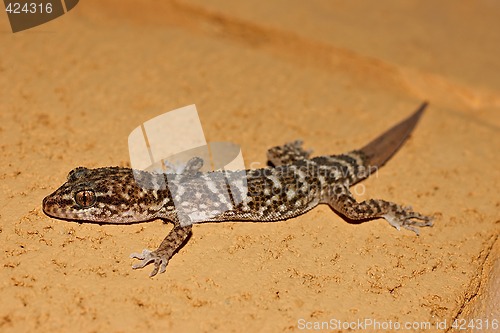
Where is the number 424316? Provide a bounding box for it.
[5,2,53,14]
[452,319,498,330]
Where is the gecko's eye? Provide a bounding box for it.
[74,190,96,208]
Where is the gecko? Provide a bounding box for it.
[42,102,433,277]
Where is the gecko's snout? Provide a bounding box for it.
[41,194,54,216]
[41,191,66,218]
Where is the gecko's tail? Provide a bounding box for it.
[359,102,428,171]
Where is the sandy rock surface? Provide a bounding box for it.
[1,1,498,332]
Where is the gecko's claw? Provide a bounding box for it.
[130,249,169,277]
[383,209,433,236]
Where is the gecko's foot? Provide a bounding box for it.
[267,140,312,166]
[383,207,433,236]
[130,249,169,277]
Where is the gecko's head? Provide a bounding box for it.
[42,167,169,223]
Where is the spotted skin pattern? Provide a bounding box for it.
[43,103,433,277]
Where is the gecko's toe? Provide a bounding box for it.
[130,249,169,277]
[401,216,433,235]
[383,209,433,235]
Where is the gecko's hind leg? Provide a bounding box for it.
[267,140,312,166]
[326,185,433,235]
[130,222,192,277]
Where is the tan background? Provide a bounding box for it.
[1,1,499,332]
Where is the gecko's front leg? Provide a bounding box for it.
[130,222,192,277]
